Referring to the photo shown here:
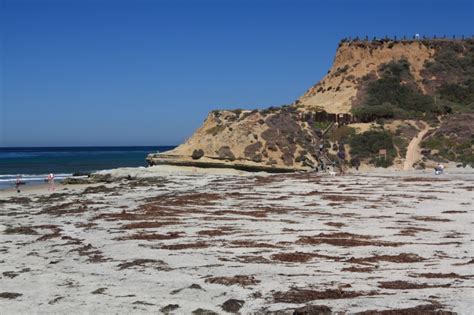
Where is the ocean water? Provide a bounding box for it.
[0,146,175,189]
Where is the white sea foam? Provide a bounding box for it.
[0,174,72,185]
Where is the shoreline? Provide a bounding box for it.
[1,162,472,196]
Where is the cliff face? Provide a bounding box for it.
[297,41,434,113]
[148,39,474,171]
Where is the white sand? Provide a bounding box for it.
[0,167,473,313]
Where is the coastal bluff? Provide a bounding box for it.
[148,38,474,171]
[147,107,324,172]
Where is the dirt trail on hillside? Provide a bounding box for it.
[403,122,431,170]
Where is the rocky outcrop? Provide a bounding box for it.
[147,107,323,171]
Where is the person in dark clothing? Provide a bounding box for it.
[15,176,21,193]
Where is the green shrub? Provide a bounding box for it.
[349,130,396,166]
[393,136,409,157]
[422,135,474,166]
[373,156,394,168]
[314,121,332,130]
[379,58,412,80]
[439,80,474,106]
[422,40,474,113]
[353,59,441,120]
[352,103,395,120]
[328,125,356,142]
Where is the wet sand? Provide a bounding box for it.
[1,167,473,313]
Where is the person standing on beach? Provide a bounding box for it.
[15,175,21,193]
[47,173,55,191]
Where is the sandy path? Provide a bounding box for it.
[403,121,430,170]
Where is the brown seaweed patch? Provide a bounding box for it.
[146,192,222,207]
[197,226,236,237]
[94,210,153,222]
[253,175,281,186]
[2,271,19,278]
[0,292,22,299]
[121,221,180,229]
[321,194,362,202]
[69,244,109,263]
[48,296,64,305]
[324,222,346,228]
[93,205,182,221]
[378,280,451,289]
[341,266,375,273]
[452,259,474,266]
[411,216,451,222]
[355,302,453,315]
[4,226,38,235]
[231,255,271,264]
[273,288,379,303]
[1,197,31,204]
[205,275,260,287]
[298,232,402,247]
[213,209,268,218]
[132,300,155,306]
[271,252,316,263]
[83,185,116,194]
[75,222,98,230]
[402,177,450,182]
[409,272,472,279]
[91,288,107,294]
[396,227,433,236]
[442,210,467,214]
[161,242,209,250]
[36,226,62,241]
[117,259,169,271]
[39,201,88,216]
[348,253,426,264]
[228,240,279,248]
[116,231,183,241]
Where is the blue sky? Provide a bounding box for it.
[1,0,472,147]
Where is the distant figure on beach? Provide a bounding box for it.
[15,175,21,193]
[47,173,56,191]
[434,163,445,175]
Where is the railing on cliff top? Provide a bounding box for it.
[339,34,474,43]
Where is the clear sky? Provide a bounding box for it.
[1,0,472,147]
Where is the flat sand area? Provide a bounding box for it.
[1,167,473,314]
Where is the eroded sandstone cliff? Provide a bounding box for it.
[147,107,324,172]
[297,40,435,113]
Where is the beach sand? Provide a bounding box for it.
[0,166,473,313]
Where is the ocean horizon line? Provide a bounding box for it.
[0,145,177,149]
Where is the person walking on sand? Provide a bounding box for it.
[47,173,56,191]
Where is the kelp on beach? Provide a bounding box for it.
[0,169,473,313]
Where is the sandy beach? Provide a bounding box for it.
[1,166,473,314]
